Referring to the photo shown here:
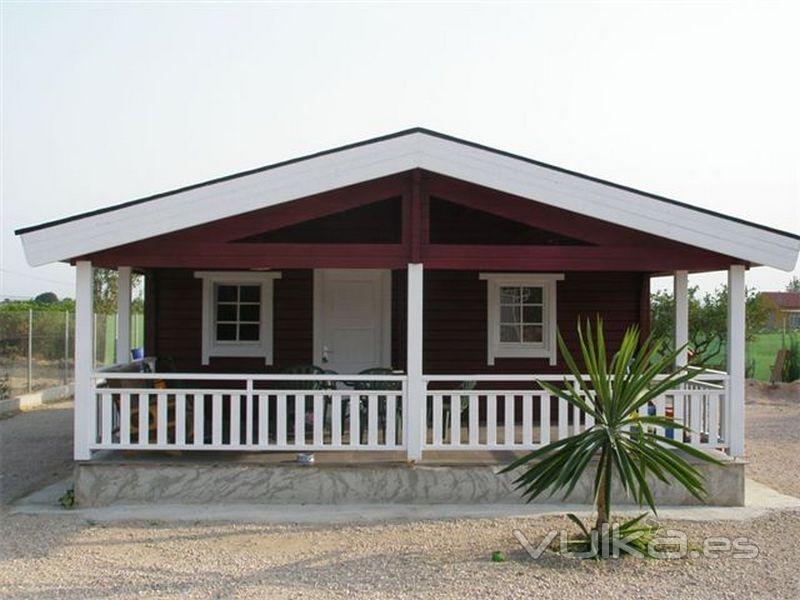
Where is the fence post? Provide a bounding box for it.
[27,308,33,393]
[64,310,70,384]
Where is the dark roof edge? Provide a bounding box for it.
[15,127,800,241]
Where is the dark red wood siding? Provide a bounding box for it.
[149,268,313,372]
[148,267,646,375]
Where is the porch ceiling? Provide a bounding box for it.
[16,128,800,270]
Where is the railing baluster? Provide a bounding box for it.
[258,394,268,446]
[450,394,461,446]
[212,394,222,446]
[468,394,479,447]
[367,394,379,447]
[332,394,342,447]
[504,395,514,446]
[230,394,241,446]
[276,394,287,446]
[432,394,443,446]
[487,395,497,446]
[157,393,167,446]
[294,395,305,446]
[572,401,581,436]
[101,393,112,445]
[245,391,254,446]
[314,393,324,446]
[138,394,148,445]
[708,392,719,446]
[557,397,568,440]
[386,394,396,447]
[654,395,665,439]
[690,393,701,446]
[193,395,204,446]
[585,392,595,429]
[120,392,130,446]
[175,393,186,446]
[349,394,359,446]
[540,393,550,445]
[522,394,533,447]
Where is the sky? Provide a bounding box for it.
[1,2,798,300]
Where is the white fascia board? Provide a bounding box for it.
[19,131,800,271]
[20,134,421,267]
[415,134,800,271]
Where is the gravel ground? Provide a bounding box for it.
[0,389,799,599]
[0,401,73,504]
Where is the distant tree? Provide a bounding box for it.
[34,292,59,304]
[787,276,800,293]
[93,269,144,314]
[651,285,769,365]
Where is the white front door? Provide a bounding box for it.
[313,269,392,374]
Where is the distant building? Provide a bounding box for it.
[761,291,800,330]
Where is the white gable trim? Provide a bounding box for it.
[18,131,800,270]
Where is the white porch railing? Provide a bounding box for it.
[423,372,730,452]
[90,371,730,456]
[92,373,407,451]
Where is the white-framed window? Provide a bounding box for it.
[479,273,564,366]
[194,271,282,365]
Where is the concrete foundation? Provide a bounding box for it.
[74,451,745,508]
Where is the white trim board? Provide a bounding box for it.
[18,130,800,270]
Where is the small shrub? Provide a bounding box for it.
[0,374,9,401]
[490,551,506,562]
[561,514,662,559]
[58,487,75,509]
[783,335,800,383]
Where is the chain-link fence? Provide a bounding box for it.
[0,310,144,397]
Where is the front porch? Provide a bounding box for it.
[66,168,751,475]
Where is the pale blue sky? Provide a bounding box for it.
[2,2,798,299]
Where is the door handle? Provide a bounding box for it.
[322,345,333,363]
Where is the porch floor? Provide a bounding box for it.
[86,449,529,466]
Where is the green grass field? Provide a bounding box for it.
[698,331,790,381]
[747,331,790,381]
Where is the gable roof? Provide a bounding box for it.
[761,291,800,311]
[16,128,800,270]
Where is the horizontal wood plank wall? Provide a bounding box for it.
[149,268,644,375]
[151,268,313,372]
[420,270,645,375]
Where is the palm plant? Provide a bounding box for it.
[501,319,721,551]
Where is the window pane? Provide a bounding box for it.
[239,285,260,303]
[526,287,543,303]
[523,305,543,323]
[216,304,237,322]
[216,323,237,341]
[216,285,237,302]
[500,287,521,303]
[239,324,260,341]
[500,325,520,342]
[523,325,543,343]
[500,305,520,324]
[239,304,260,322]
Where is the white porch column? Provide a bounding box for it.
[406,263,424,462]
[74,261,95,461]
[116,266,132,364]
[727,264,746,458]
[674,270,689,366]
